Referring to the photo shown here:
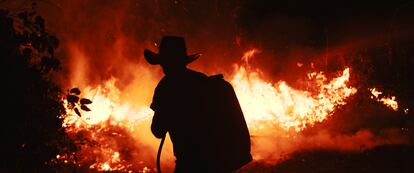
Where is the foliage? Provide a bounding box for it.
[0,6,75,172]
[66,88,93,117]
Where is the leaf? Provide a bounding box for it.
[48,35,59,49]
[74,108,81,117]
[80,98,92,105]
[66,95,79,103]
[34,16,45,32]
[80,105,91,111]
[40,56,60,72]
[70,88,81,95]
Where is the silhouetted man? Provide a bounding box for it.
[145,36,252,173]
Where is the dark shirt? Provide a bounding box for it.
[151,69,209,161]
[150,68,252,172]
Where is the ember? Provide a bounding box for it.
[61,79,155,172]
[60,49,360,171]
[369,88,399,111]
[2,0,413,172]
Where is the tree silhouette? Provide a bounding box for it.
[0,6,75,172]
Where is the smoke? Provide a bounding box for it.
[29,0,248,87]
[2,0,413,170]
[7,0,410,89]
[252,128,409,164]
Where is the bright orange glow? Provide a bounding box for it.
[60,49,360,171]
[369,88,399,111]
[232,51,357,132]
[241,48,260,64]
[60,79,154,172]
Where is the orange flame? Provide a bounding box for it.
[369,88,399,111]
[60,49,360,171]
[232,51,357,132]
[60,79,154,172]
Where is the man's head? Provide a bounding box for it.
[144,36,200,75]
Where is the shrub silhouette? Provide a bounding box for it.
[1,6,75,172]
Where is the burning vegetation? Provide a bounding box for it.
[55,48,409,172]
[2,0,414,172]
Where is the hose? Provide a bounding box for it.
[157,134,166,173]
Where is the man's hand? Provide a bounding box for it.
[151,111,167,138]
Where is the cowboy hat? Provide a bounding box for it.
[144,36,200,65]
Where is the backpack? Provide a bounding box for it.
[202,74,252,171]
[156,74,252,172]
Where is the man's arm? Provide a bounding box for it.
[151,111,167,138]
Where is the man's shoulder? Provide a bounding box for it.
[154,76,170,93]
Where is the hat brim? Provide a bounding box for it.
[144,49,200,65]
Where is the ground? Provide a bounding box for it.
[240,144,414,173]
